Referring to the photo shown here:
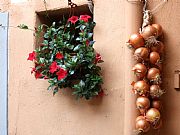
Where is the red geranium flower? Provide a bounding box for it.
[68,16,79,24]
[80,15,91,22]
[35,71,42,79]
[27,51,36,61]
[95,53,102,64]
[56,68,67,80]
[56,52,64,59]
[49,61,59,73]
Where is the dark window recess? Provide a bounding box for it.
[34,4,93,47]
[36,4,93,27]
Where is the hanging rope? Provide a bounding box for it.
[87,0,94,14]
[151,0,167,14]
[68,0,77,8]
[141,0,152,30]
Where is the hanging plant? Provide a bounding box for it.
[27,15,104,100]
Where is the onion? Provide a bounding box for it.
[136,118,150,133]
[150,85,164,98]
[133,80,149,96]
[132,63,147,79]
[149,52,160,65]
[152,119,162,129]
[128,33,145,49]
[134,47,149,62]
[141,25,157,39]
[150,41,164,54]
[147,68,161,84]
[152,24,163,37]
[136,96,150,114]
[152,100,162,110]
[136,116,146,122]
[146,108,161,124]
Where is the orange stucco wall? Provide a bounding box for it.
[0,0,180,135]
[3,0,126,135]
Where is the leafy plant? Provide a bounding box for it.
[27,15,104,100]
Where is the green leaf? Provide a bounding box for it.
[76,37,82,41]
[69,70,75,75]
[66,44,74,50]
[73,44,82,51]
[88,63,94,69]
[43,40,49,45]
[39,58,45,63]
[44,33,49,39]
[80,25,86,31]
[47,85,54,91]
[65,62,72,68]
[52,22,56,27]
[53,87,58,96]
[72,56,78,63]
[36,66,42,70]
[79,80,85,88]
[88,33,93,38]
[17,24,29,29]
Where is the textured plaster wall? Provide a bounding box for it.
[0,0,180,135]
[1,0,126,135]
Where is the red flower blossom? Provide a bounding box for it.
[86,40,90,46]
[56,52,64,59]
[80,15,91,22]
[44,76,49,79]
[56,68,67,80]
[95,53,102,64]
[97,90,104,97]
[35,71,42,79]
[68,16,79,24]
[49,61,59,73]
[27,51,36,61]
[31,67,36,74]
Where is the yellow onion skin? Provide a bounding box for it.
[147,68,161,84]
[133,81,150,96]
[152,24,163,37]
[132,63,147,79]
[152,100,162,110]
[141,25,158,39]
[146,108,161,124]
[150,85,164,98]
[128,33,145,49]
[149,52,160,65]
[134,47,149,62]
[136,116,146,122]
[150,41,164,54]
[136,96,150,114]
[136,119,150,133]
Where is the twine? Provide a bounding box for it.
[151,0,168,14]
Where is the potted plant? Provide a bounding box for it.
[27,15,104,100]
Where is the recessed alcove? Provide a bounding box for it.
[34,4,93,47]
[36,4,92,27]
